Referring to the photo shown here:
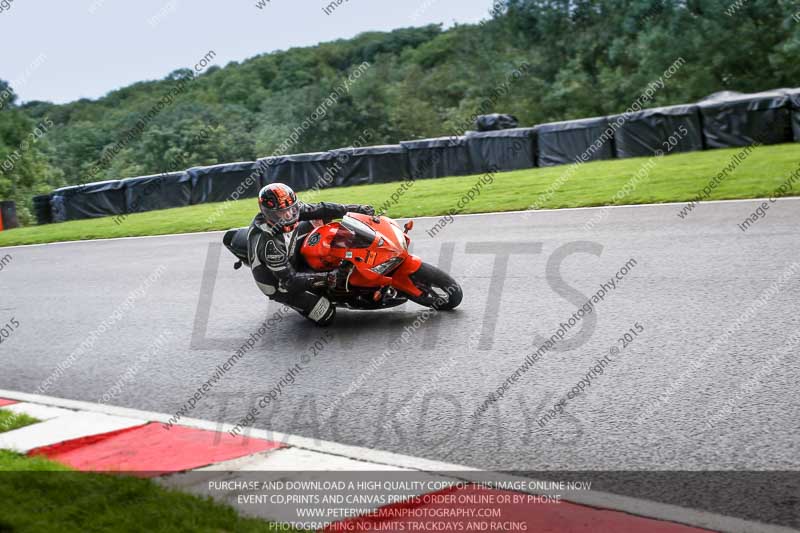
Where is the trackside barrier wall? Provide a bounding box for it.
[38,86,800,224]
[537,116,614,167]
[0,201,19,230]
[785,88,800,142]
[53,180,127,221]
[122,172,192,214]
[465,128,537,173]
[475,113,519,132]
[610,105,703,158]
[328,145,409,187]
[51,186,77,223]
[188,162,260,205]
[259,152,334,192]
[697,90,792,149]
[400,137,473,179]
[32,194,52,225]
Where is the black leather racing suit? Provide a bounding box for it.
[247,202,373,324]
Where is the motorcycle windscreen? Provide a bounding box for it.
[332,216,376,248]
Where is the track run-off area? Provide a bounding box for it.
[1,198,799,529]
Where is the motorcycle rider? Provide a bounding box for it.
[248,183,375,326]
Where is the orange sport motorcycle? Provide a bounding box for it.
[223,213,462,313]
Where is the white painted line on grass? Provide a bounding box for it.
[0,409,144,453]
[1,402,75,421]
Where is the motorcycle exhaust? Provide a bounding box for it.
[372,286,398,302]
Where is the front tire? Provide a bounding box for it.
[407,262,463,310]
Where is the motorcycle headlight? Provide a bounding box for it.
[371,257,404,275]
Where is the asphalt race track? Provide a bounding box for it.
[2,198,799,529]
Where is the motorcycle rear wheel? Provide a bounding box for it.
[407,262,463,310]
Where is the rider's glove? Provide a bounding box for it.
[326,270,340,289]
[326,263,352,290]
[305,272,332,291]
[308,266,348,291]
[346,204,375,216]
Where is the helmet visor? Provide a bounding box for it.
[261,203,300,228]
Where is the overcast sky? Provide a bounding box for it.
[0,0,494,105]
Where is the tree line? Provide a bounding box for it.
[1,0,798,224]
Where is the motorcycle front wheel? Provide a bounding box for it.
[407,262,463,310]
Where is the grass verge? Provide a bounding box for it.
[1,143,798,247]
[0,450,304,532]
[0,410,39,433]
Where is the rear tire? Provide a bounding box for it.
[407,262,463,310]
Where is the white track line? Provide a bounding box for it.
[3,196,798,250]
[0,389,796,533]
[1,402,75,421]
[0,408,143,453]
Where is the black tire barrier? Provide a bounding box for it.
[50,192,68,223]
[328,145,409,187]
[401,136,474,180]
[122,172,192,214]
[32,194,53,225]
[465,128,537,173]
[786,88,800,142]
[259,152,334,192]
[189,162,260,205]
[51,181,127,222]
[610,104,704,158]
[537,116,615,167]
[0,201,19,231]
[41,87,799,223]
[475,113,519,132]
[698,90,792,149]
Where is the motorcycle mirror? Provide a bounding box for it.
[404,220,414,233]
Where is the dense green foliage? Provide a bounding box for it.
[1,0,799,224]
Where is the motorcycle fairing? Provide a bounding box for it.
[300,213,425,297]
